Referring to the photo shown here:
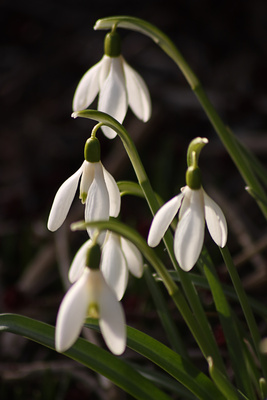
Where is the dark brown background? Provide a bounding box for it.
[1,0,267,398]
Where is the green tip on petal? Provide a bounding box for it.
[187,137,208,168]
[86,242,101,270]
[84,137,101,163]
[87,302,100,319]
[80,191,87,204]
[104,29,121,57]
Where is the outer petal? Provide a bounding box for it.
[121,237,143,278]
[123,58,151,122]
[79,161,95,204]
[101,233,128,301]
[147,194,183,247]
[203,190,228,247]
[102,164,121,217]
[55,268,90,352]
[174,189,205,272]
[85,162,109,243]
[72,57,104,112]
[98,56,127,139]
[47,164,83,232]
[178,186,191,220]
[98,55,112,88]
[68,239,92,283]
[98,277,126,355]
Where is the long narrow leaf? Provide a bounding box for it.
[159,271,267,319]
[198,250,256,399]
[143,265,189,358]
[0,313,172,400]
[85,319,225,400]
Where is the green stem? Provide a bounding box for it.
[143,265,189,358]
[94,16,267,219]
[220,246,267,380]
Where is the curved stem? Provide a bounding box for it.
[94,16,267,219]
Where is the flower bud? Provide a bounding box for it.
[86,242,101,270]
[186,165,202,189]
[104,30,121,57]
[84,137,101,163]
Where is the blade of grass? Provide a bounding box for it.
[0,313,172,400]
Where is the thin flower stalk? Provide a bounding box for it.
[73,27,151,139]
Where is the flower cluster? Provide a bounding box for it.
[48,126,144,355]
[48,26,228,359]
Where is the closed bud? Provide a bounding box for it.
[104,30,121,57]
[186,165,202,190]
[84,137,101,163]
[86,242,101,270]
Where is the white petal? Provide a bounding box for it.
[68,239,92,283]
[179,186,191,220]
[98,57,127,139]
[102,164,121,217]
[85,162,109,243]
[147,194,183,247]
[98,55,112,88]
[121,237,143,278]
[174,189,205,271]
[47,164,83,232]
[55,269,90,352]
[101,233,128,301]
[98,278,126,355]
[123,58,151,122]
[72,57,104,112]
[79,161,95,203]
[203,191,228,247]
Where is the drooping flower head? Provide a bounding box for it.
[55,241,126,355]
[147,138,227,272]
[73,26,152,139]
[47,130,120,242]
[68,231,144,301]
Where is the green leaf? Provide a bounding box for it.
[198,250,256,399]
[0,313,172,400]
[207,357,240,400]
[117,180,144,197]
[143,265,188,358]
[156,270,267,319]
[133,364,197,399]
[85,320,225,400]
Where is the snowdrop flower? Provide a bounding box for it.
[47,136,120,240]
[55,242,126,355]
[73,28,151,139]
[148,138,227,272]
[100,231,143,300]
[68,232,144,301]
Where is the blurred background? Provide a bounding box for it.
[1,0,267,398]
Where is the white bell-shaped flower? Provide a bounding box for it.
[100,232,143,300]
[68,232,143,301]
[73,30,151,139]
[47,160,120,233]
[147,186,227,272]
[55,267,126,355]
